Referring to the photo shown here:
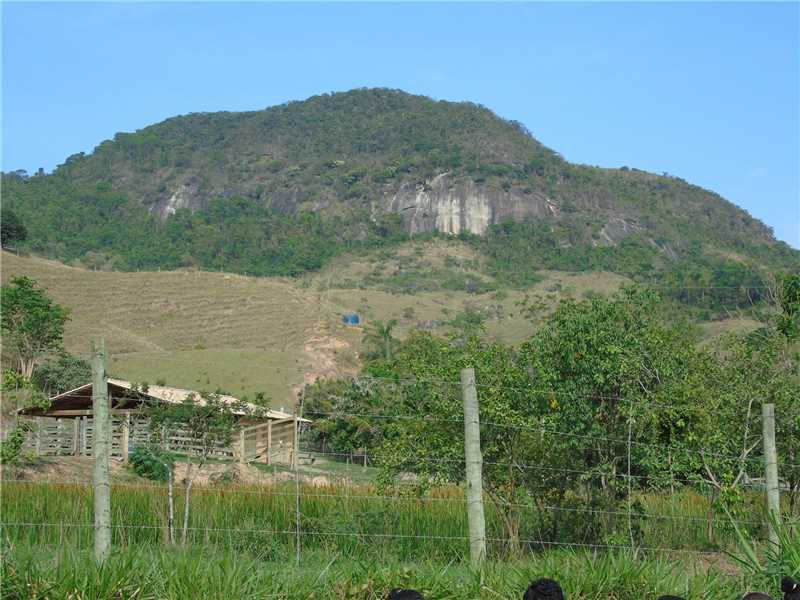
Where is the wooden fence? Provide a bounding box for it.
[237,417,297,465]
[21,415,298,466]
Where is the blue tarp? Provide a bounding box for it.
[342,313,360,325]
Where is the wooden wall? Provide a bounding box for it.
[21,415,297,466]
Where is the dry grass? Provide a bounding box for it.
[2,251,316,404]
[3,243,746,404]
[699,317,763,343]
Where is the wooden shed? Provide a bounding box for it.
[20,378,309,465]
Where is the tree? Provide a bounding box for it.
[365,332,558,555]
[0,420,34,466]
[1,277,69,378]
[304,377,385,456]
[375,287,716,552]
[129,444,178,543]
[447,307,487,335]
[363,319,398,361]
[32,351,92,395]
[144,391,260,545]
[1,209,27,247]
[518,287,710,490]
[0,370,50,468]
[776,273,800,340]
[773,274,800,510]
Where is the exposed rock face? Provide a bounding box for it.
[150,183,197,218]
[146,172,556,237]
[387,173,552,235]
[598,217,642,245]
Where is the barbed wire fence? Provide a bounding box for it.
[2,372,797,569]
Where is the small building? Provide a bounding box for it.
[342,313,360,325]
[20,378,309,465]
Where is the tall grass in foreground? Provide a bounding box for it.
[4,481,796,598]
[726,512,800,581]
[1,481,768,561]
[0,546,773,600]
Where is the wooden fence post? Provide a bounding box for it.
[292,412,299,470]
[73,419,80,456]
[35,417,42,456]
[238,428,246,464]
[81,416,87,455]
[762,403,781,548]
[461,367,486,566]
[293,405,302,567]
[92,338,111,563]
[121,415,130,463]
[266,421,272,465]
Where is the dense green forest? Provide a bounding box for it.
[2,89,797,306]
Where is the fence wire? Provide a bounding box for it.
[3,376,798,571]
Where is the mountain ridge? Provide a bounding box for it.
[3,88,797,287]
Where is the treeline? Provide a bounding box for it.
[40,88,560,207]
[4,88,797,291]
[473,219,779,315]
[3,89,798,309]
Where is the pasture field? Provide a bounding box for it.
[0,478,787,599]
[0,246,629,404]
[1,245,753,407]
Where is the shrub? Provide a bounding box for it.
[0,421,34,466]
[130,446,174,481]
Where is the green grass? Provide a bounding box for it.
[0,545,776,599]
[112,349,306,406]
[0,481,766,559]
[698,317,764,344]
[4,480,794,598]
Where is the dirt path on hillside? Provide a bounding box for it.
[292,324,359,399]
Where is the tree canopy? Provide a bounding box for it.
[2,88,796,314]
[1,277,69,378]
[1,209,27,247]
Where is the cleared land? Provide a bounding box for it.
[2,243,751,406]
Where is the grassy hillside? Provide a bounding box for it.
[1,252,326,404]
[2,243,762,404]
[2,244,643,403]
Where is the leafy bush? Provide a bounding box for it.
[129,446,174,481]
[0,421,34,466]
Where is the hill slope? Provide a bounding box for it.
[3,88,797,286]
[1,245,645,403]
[1,246,762,405]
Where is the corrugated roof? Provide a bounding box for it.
[43,378,307,421]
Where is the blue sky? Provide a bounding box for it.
[2,2,798,247]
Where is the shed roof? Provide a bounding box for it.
[23,378,307,421]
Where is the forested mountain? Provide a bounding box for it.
[2,88,797,295]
